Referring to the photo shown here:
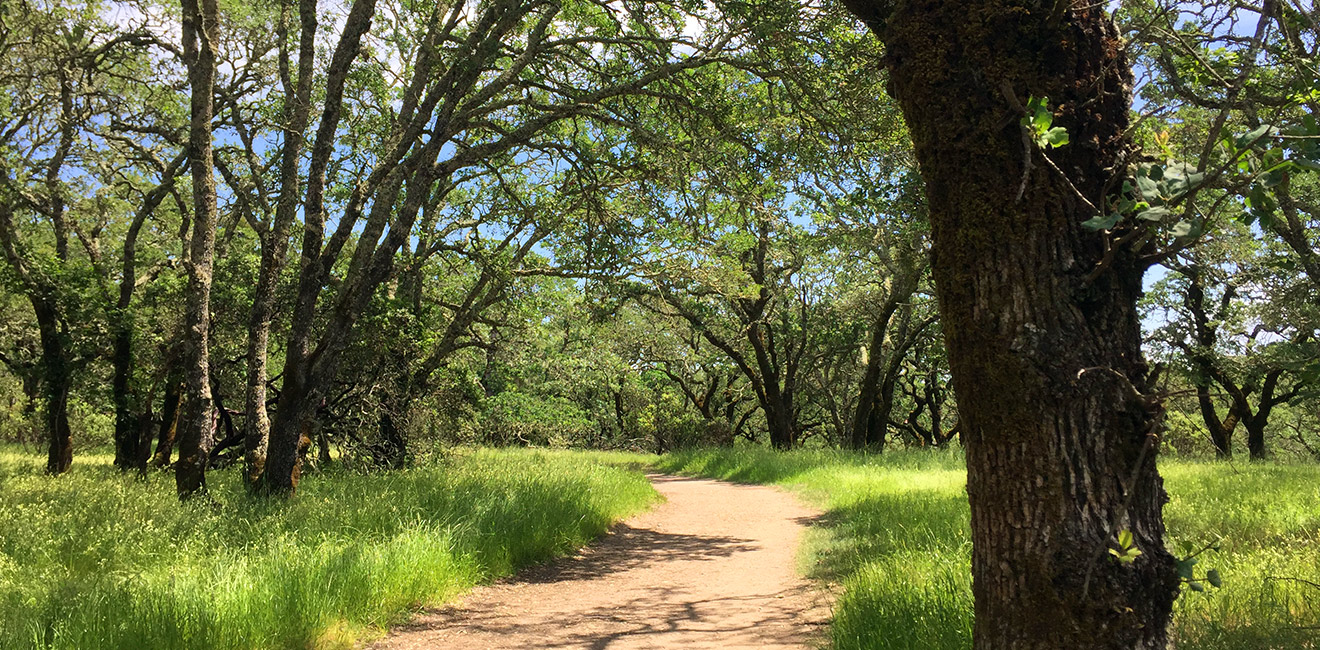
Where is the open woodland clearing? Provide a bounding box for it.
[2,447,1319,649]
[2,0,1319,648]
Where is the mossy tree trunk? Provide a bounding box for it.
[258,0,380,497]
[175,0,221,500]
[242,0,319,490]
[841,1,1179,647]
[851,295,906,450]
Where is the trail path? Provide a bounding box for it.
[371,473,831,650]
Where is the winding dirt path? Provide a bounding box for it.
[371,473,831,650]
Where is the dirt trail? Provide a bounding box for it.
[371,473,831,650]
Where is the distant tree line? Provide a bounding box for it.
[0,0,955,495]
[0,1,1317,501]
[2,0,1318,648]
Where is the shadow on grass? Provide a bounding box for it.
[800,489,974,650]
[800,489,970,583]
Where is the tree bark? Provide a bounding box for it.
[0,205,73,474]
[748,322,796,451]
[1246,418,1267,460]
[851,299,902,449]
[258,0,380,496]
[1245,369,1285,460]
[855,302,929,450]
[851,262,922,450]
[1196,385,1235,458]
[175,0,221,499]
[152,380,183,468]
[875,309,927,448]
[242,0,319,489]
[35,302,72,474]
[764,392,794,450]
[841,1,1179,647]
[111,323,139,470]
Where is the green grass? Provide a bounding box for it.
[0,447,658,650]
[656,448,1320,650]
[7,445,1314,649]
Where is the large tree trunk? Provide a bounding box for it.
[175,0,220,499]
[856,304,926,450]
[262,350,313,494]
[842,1,1179,647]
[111,324,142,471]
[745,308,797,451]
[34,302,72,474]
[752,347,795,451]
[851,276,917,449]
[258,0,380,496]
[1244,369,1285,460]
[1196,385,1235,458]
[0,202,73,474]
[1246,418,1267,460]
[852,312,892,449]
[872,368,899,447]
[764,393,794,450]
[243,0,319,489]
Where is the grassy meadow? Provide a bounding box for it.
[3,444,1317,650]
[0,447,657,650]
[657,448,1320,650]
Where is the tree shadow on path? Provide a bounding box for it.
[509,522,758,584]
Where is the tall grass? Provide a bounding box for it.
[0,447,658,650]
[657,448,1320,650]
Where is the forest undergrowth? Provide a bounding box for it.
[657,448,1320,650]
[0,447,656,650]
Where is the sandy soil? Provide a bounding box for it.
[370,473,832,650]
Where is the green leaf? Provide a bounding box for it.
[1207,569,1222,588]
[1118,529,1133,548]
[1293,157,1320,172]
[1170,221,1194,238]
[1189,581,1205,593]
[1136,176,1160,200]
[1177,558,1197,580]
[1082,213,1123,230]
[1237,125,1271,149]
[1033,109,1053,132]
[1044,127,1069,148]
[1137,207,1173,222]
[1026,96,1053,131]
